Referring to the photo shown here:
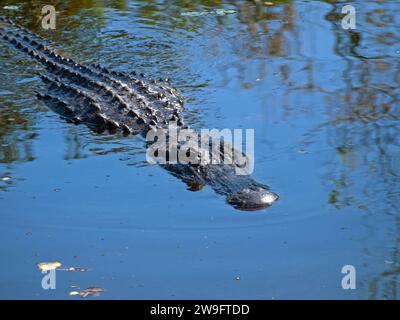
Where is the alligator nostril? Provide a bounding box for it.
[226,187,279,211]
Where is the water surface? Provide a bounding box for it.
[0,0,399,299]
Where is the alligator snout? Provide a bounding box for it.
[226,187,279,211]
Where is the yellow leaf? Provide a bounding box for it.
[36,261,62,271]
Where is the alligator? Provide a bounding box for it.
[0,17,279,211]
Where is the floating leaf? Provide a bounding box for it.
[86,286,104,293]
[3,5,19,10]
[74,287,105,298]
[37,261,62,271]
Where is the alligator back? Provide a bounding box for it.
[0,17,185,136]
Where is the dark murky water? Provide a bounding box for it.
[0,0,399,299]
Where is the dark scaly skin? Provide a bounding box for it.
[0,17,279,211]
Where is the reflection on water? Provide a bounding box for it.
[1,0,400,299]
[323,1,400,299]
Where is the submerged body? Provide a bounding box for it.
[0,17,278,211]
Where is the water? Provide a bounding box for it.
[0,0,399,299]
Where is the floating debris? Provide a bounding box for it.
[37,261,62,271]
[1,176,11,182]
[61,266,89,272]
[69,286,105,298]
[213,9,236,16]
[297,149,309,154]
[181,9,236,17]
[3,5,19,10]
[37,261,89,272]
